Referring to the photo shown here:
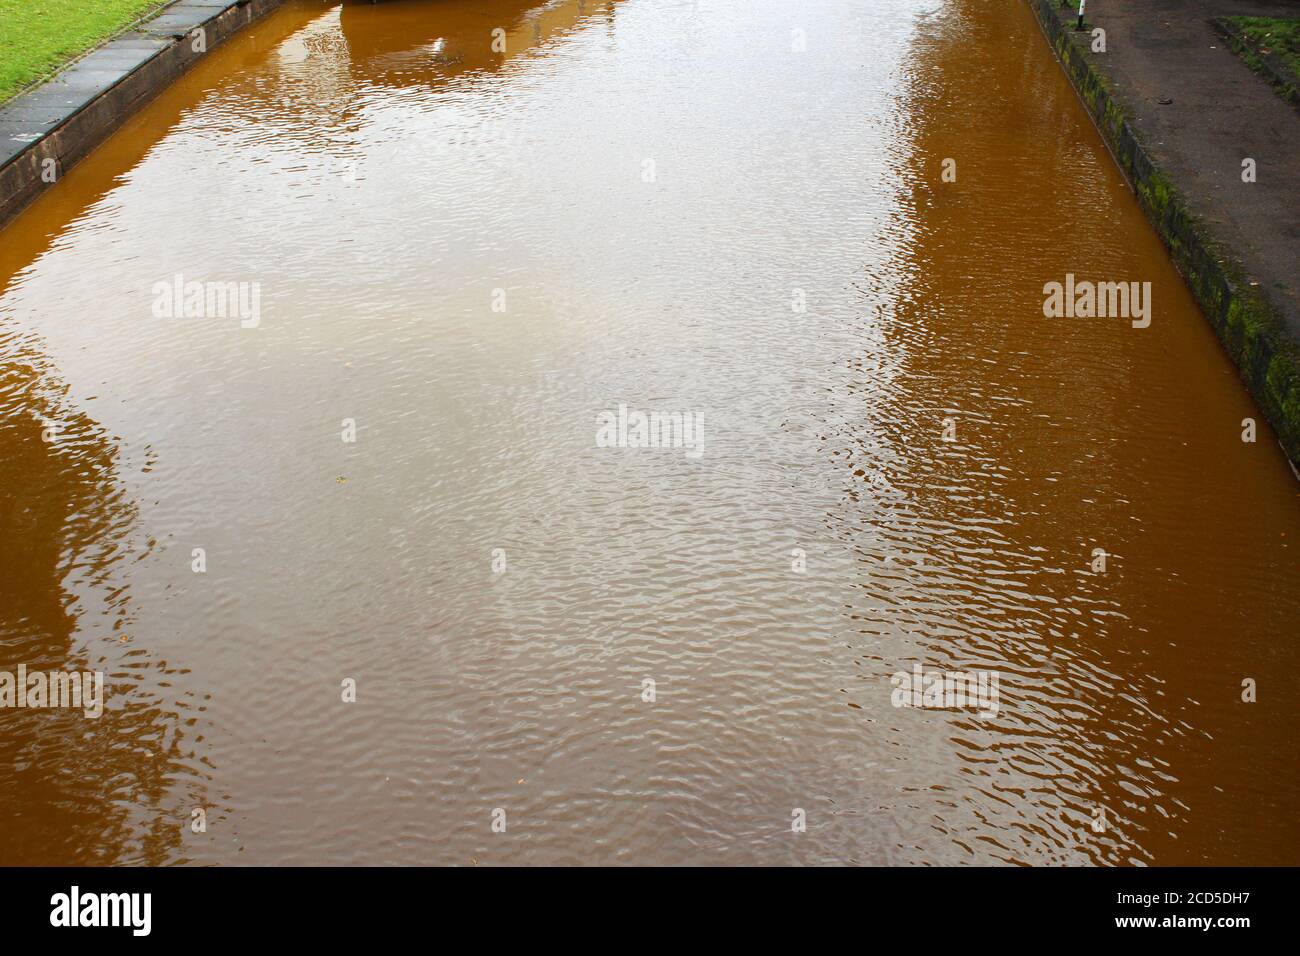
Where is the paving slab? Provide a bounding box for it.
[143,4,244,38]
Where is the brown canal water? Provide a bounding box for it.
[1,0,1297,866]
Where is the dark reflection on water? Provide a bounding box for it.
[0,329,214,864]
[828,0,1300,864]
[339,0,584,82]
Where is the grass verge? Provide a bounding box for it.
[0,0,171,104]
[1216,15,1300,109]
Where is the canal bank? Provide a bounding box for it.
[1029,0,1300,468]
[0,0,289,229]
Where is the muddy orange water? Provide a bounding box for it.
[1,0,1297,866]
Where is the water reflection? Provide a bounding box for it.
[338,0,614,84]
[828,0,1300,864]
[0,328,214,864]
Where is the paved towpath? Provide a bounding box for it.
[1064,0,1300,338]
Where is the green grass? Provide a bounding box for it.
[1221,15,1300,106]
[1053,1,1090,31]
[0,0,170,103]
[1228,16,1300,78]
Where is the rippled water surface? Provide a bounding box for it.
[1,0,1298,865]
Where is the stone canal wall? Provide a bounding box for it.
[1028,0,1300,467]
[0,0,290,230]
